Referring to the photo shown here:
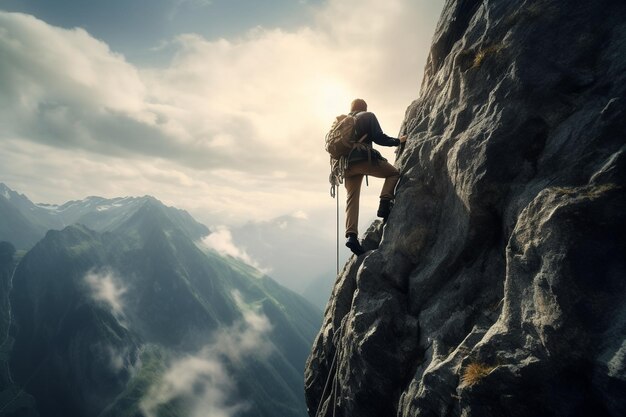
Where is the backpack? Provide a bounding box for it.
[325,113,368,196]
[324,114,367,159]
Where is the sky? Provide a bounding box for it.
[0,0,445,286]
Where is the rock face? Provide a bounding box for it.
[305,1,626,416]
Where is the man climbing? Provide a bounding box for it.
[343,98,406,256]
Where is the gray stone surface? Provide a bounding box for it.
[305,1,626,416]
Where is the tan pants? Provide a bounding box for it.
[344,160,400,237]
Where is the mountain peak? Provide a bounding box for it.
[0,187,209,249]
[0,182,31,204]
[0,182,9,199]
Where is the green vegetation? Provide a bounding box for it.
[100,346,176,417]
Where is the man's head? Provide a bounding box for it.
[350,98,367,112]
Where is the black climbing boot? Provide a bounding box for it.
[345,233,365,256]
[377,199,393,221]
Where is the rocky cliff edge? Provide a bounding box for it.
[305,1,626,416]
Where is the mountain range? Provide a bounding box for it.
[0,183,337,310]
[0,183,322,417]
[0,183,209,248]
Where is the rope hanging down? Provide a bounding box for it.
[313,319,346,417]
[335,186,339,276]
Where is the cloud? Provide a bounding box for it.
[0,1,443,225]
[103,344,139,376]
[107,345,126,371]
[140,291,273,417]
[0,0,444,306]
[292,210,309,220]
[84,269,127,318]
[200,226,269,273]
[0,12,147,118]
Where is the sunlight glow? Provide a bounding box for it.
[314,77,353,122]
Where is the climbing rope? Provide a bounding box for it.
[313,349,337,417]
[331,366,339,417]
[336,186,339,276]
[313,318,347,417]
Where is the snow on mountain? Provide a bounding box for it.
[0,183,209,247]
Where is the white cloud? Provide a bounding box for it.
[104,344,139,376]
[200,226,269,273]
[140,291,273,417]
[292,210,309,220]
[0,0,444,295]
[84,269,127,318]
[0,12,147,116]
[0,1,443,225]
[107,345,126,371]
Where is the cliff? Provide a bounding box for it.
[305,1,626,416]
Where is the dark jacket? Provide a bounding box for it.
[347,111,401,165]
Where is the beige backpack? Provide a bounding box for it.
[324,114,367,159]
[325,114,368,196]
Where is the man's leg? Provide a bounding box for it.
[371,160,400,200]
[360,160,400,220]
[344,164,366,255]
[344,168,364,237]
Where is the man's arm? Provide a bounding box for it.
[358,112,402,146]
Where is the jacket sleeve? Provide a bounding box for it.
[357,112,401,147]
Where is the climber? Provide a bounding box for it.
[343,98,406,256]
